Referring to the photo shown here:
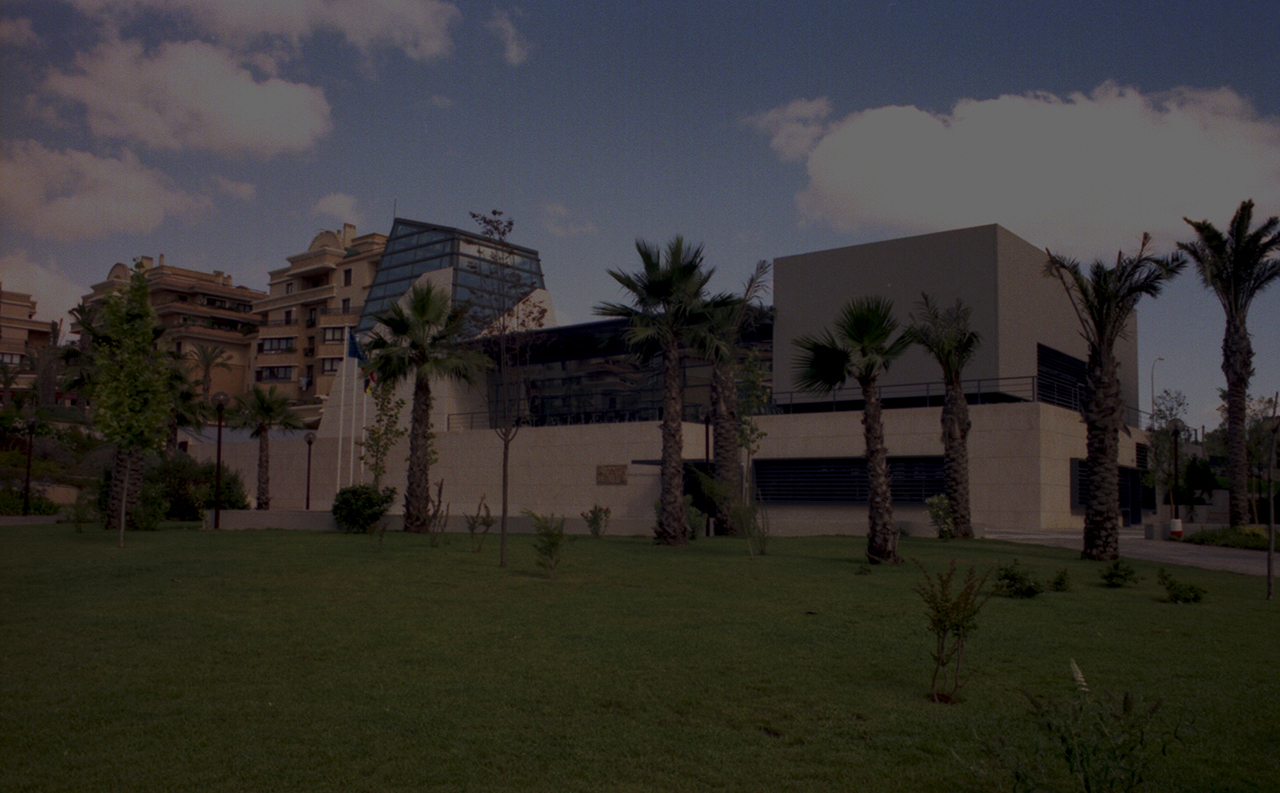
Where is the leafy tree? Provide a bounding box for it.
[232,385,303,510]
[364,283,489,533]
[92,263,170,548]
[907,294,981,539]
[359,377,406,490]
[1179,200,1280,527]
[187,344,232,403]
[794,296,912,563]
[1045,234,1184,560]
[596,236,730,545]
[470,210,548,566]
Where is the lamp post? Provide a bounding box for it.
[1149,356,1165,422]
[213,392,229,529]
[22,415,37,516]
[304,431,316,510]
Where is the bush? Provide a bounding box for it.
[912,559,991,704]
[1049,568,1072,592]
[1184,525,1267,551]
[1157,568,1206,604]
[146,454,248,520]
[62,489,97,532]
[1100,560,1140,588]
[993,560,1044,598]
[926,493,954,539]
[526,509,567,578]
[466,496,496,552]
[581,503,610,538]
[0,484,58,516]
[332,484,397,533]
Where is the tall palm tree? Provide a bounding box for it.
[188,344,232,403]
[364,283,489,533]
[1178,200,1280,527]
[232,385,303,510]
[794,296,912,564]
[705,260,772,535]
[907,294,981,539]
[596,236,728,545]
[1045,234,1185,560]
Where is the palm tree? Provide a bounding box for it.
[1178,200,1280,527]
[596,236,728,545]
[1045,234,1185,560]
[232,385,303,510]
[907,294,981,539]
[364,283,489,533]
[188,344,232,403]
[794,296,912,564]
[705,260,772,535]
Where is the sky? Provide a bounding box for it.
[2,0,1279,432]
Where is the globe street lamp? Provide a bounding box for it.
[304,431,316,510]
[213,392,230,529]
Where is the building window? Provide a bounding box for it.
[321,357,341,374]
[0,352,24,366]
[174,340,183,355]
[322,327,344,343]
[259,337,296,354]
[285,282,294,294]
[344,268,353,286]
[283,309,293,325]
[341,298,351,313]
[256,366,293,382]
[754,457,945,504]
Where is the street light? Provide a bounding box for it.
[213,392,230,529]
[22,415,38,516]
[1149,356,1165,422]
[304,431,316,510]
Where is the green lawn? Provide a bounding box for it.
[2,525,1277,792]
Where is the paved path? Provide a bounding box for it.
[983,526,1272,577]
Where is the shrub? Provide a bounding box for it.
[581,503,610,538]
[526,509,567,579]
[146,454,248,520]
[0,484,58,516]
[1156,568,1206,604]
[1184,525,1267,551]
[735,499,771,557]
[332,484,397,534]
[466,496,496,552]
[912,559,991,704]
[651,495,707,542]
[1049,568,1072,592]
[993,560,1044,598]
[62,489,97,532]
[1100,560,1139,588]
[926,493,954,539]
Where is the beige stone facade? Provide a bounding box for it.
[0,282,52,401]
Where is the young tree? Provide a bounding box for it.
[232,385,303,510]
[93,263,170,548]
[359,376,407,490]
[364,283,489,533]
[907,294,981,539]
[1146,389,1195,515]
[596,236,729,545]
[1045,234,1185,560]
[188,344,232,403]
[1179,200,1280,527]
[469,210,548,567]
[794,296,912,564]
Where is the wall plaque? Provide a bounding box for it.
[596,465,627,485]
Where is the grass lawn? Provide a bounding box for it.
[2,524,1277,792]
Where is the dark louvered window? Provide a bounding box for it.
[754,457,944,504]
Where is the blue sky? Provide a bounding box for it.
[2,0,1280,430]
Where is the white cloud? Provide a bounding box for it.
[486,8,531,66]
[0,17,38,47]
[753,83,1280,257]
[68,0,461,62]
[0,251,92,325]
[542,202,595,238]
[212,175,256,201]
[312,192,363,226]
[430,94,453,109]
[0,140,210,241]
[43,37,331,158]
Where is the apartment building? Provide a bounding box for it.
[0,283,53,403]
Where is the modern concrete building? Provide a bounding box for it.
[193,223,1152,536]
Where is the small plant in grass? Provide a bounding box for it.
[526,509,566,578]
[62,489,97,532]
[1049,567,1072,592]
[581,503,610,538]
[1156,568,1206,604]
[993,559,1044,598]
[926,493,954,539]
[423,479,450,547]
[332,484,397,535]
[1100,560,1139,588]
[912,559,991,704]
[466,495,496,552]
[733,498,771,557]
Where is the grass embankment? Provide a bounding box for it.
[2,526,1277,792]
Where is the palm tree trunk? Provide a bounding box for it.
[1224,317,1253,527]
[658,344,688,545]
[942,378,974,539]
[712,360,742,535]
[498,426,514,566]
[404,377,434,533]
[256,433,270,509]
[861,377,898,563]
[117,455,130,549]
[1082,357,1122,560]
